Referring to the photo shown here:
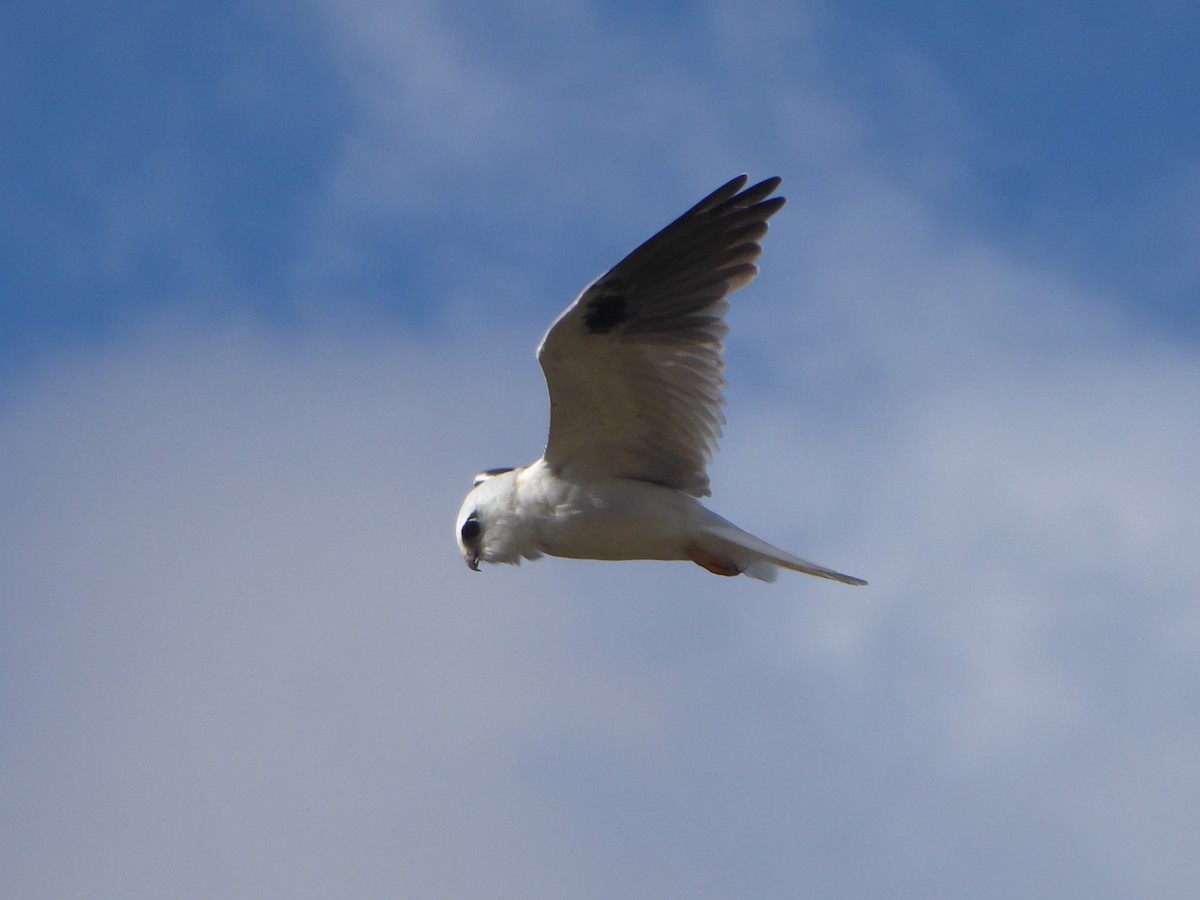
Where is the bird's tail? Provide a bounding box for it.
[699,521,867,585]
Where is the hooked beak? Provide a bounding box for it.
[466,553,480,572]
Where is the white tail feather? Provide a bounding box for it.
[703,523,867,585]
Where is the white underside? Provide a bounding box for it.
[518,461,704,561]
[504,459,865,584]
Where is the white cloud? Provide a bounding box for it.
[4,246,1200,897]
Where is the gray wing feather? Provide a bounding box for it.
[537,175,785,497]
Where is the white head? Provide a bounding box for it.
[455,467,538,571]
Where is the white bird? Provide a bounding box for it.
[455,175,866,585]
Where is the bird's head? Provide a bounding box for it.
[455,467,534,571]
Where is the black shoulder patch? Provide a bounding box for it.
[473,467,515,487]
[583,292,628,333]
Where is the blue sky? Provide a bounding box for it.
[3,2,1200,898]
[4,0,1197,370]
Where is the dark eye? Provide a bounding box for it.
[461,517,481,541]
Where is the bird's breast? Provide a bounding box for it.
[519,463,702,562]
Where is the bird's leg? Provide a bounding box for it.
[688,547,741,577]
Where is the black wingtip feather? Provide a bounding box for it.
[689,175,751,216]
[709,176,783,213]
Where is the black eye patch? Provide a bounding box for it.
[461,517,481,541]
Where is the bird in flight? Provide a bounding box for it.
[455,175,865,584]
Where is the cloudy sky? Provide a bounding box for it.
[3,1,1199,897]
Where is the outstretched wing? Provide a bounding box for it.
[536,175,784,497]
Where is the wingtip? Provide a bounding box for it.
[708,176,785,217]
[697,175,751,211]
[740,176,785,206]
[726,174,782,190]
